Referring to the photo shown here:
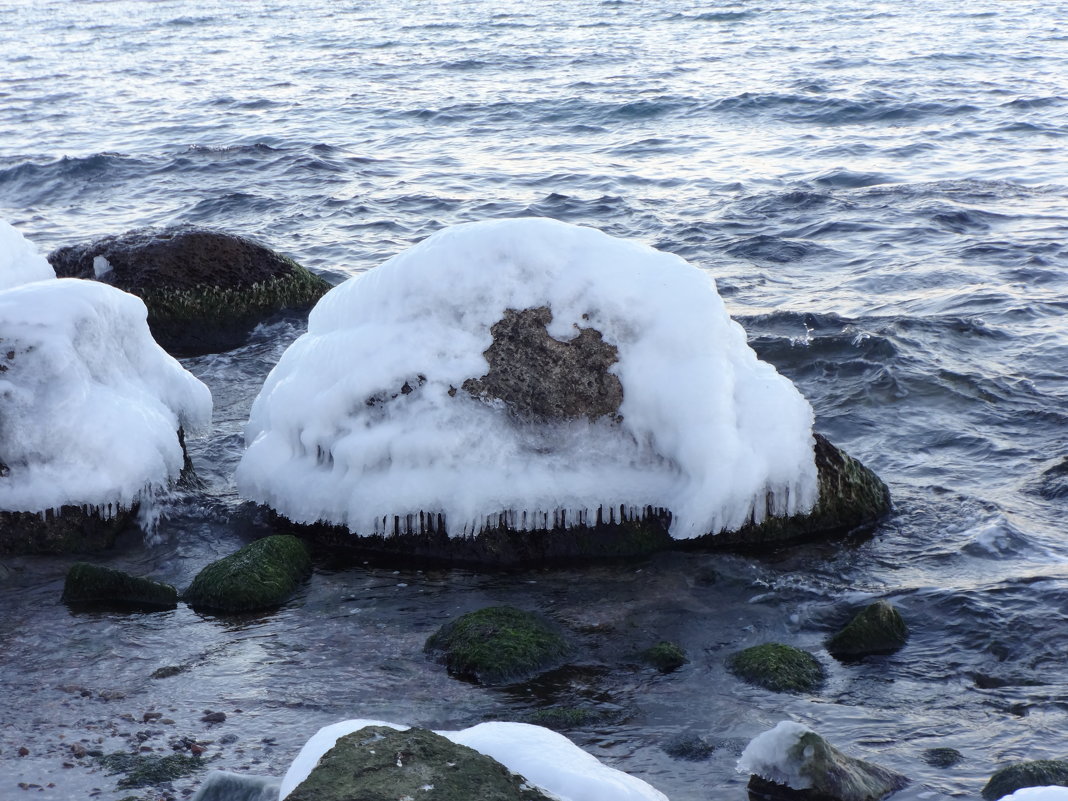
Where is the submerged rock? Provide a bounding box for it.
[738,721,909,801]
[640,641,688,673]
[922,748,964,769]
[826,600,908,659]
[285,726,554,801]
[62,562,177,609]
[183,534,312,612]
[983,760,1068,800]
[48,227,330,355]
[728,643,825,693]
[425,606,571,685]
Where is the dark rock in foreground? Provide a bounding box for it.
[982,760,1068,800]
[63,562,177,609]
[48,227,330,356]
[286,726,555,801]
[183,534,312,612]
[826,600,908,659]
[0,506,134,555]
[728,643,825,693]
[742,723,909,801]
[425,606,571,685]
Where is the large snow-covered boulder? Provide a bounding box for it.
[48,226,330,356]
[237,218,886,562]
[0,226,211,552]
[279,719,668,801]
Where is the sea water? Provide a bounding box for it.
[0,1,1066,799]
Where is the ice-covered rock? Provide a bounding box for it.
[48,226,330,356]
[238,218,822,552]
[0,263,211,552]
[983,761,1068,801]
[279,718,669,801]
[998,789,1068,801]
[0,220,55,290]
[737,720,908,801]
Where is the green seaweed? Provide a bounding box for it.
[183,534,312,612]
[98,750,206,789]
[424,606,571,685]
[727,642,824,693]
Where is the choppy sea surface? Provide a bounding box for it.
[1,1,1067,799]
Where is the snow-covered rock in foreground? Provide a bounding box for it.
[999,789,1068,801]
[737,720,908,801]
[1,220,56,290]
[279,718,668,801]
[238,217,818,540]
[0,277,211,515]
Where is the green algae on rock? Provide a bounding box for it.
[425,606,572,685]
[285,726,554,801]
[62,562,177,609]
[98,750,207,790]
[640,641,688,673]
[826,599,908,659]
[728,643,825,693]
[183,534,312,612]
[48,227,330,356]
[982,760,1068,800]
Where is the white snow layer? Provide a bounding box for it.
[0,220,56,289]
[0,277,211,512]
[237,217,818,538]
[736,720,815,790]
[278,719,668,801]
[999,789,1068,801]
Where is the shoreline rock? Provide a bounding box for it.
[183,534,312,612]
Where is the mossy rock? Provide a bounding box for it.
[183,535,312,612]
[98,750,206,790]
[640,641,688,673]
[923,748,964,769]
[982,760,1068,800]
[0,506,133,555]
[48,227,330,356]
[63,563,177,609]
[728,643,825,693]
[425,606,572,685]
[709,434,891,550]
[520,706,622,731]
[287,726,554,801]
[826,600,908,659]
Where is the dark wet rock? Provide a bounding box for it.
[520,706,621,731]
[743,724,909,801]
[48,227,330,356]
[1032,457,1068,500]
[151,665,187,680]
[286,726,554,801]
[183,534,312,612]
[425,606,571,685]
[662,732,718,762]
[728,643,825,693]
[640,641,688,673]
[826,600,908,659]
[982,760,1068,800]
[201,711,226,724]
[462,306,623,421]
[62,563,178,609]
[0,506,134,555]
[706,433,891,550]
[191,770,280,801]
[923,747,963,769]
[97,749,206,789]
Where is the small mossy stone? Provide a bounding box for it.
[425,606,571,685]
[521,706,620,731]
[640,641,688,673]
[286,726,555,801]
[826,600,908,659]
[183,535,311,612]
[982,759,1068,800]
[98,750,206,790]
[63,563,177,609]
[728,643,825,693]
[923,748,964,769]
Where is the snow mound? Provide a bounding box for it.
[278,718,668,801]
[238,217,817,538]
[1,220,56,290]
[1000,789,1068,801]
[736,720,816,790]
[0,277,211,513]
